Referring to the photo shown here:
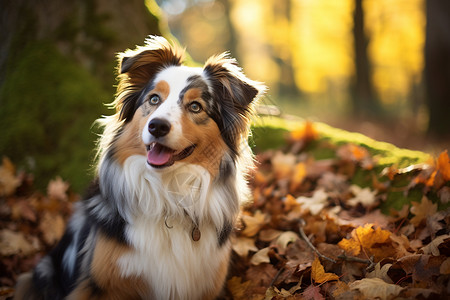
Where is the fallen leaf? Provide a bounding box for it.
[242,210,268,237]
[302,284,324,300]
[39,212,65,245]
[366,263,393,283]
[290,120,318,143]
[440,257,450,274]
[290,162,306,192]
[410,196,437,226]
[421,234,450,256]
[232,236,258,257]
[273,231,300,254]
[296,189,328,215]
[259,229,282,242]
[47,176,69,201]
[271,151,296,179]
[338,224,392,259]
[0,157,20,197]
[311,256,339,284]
[436,150,450,181]
[0,229,39,256]
[227,276,252,300]
[349,278,404,300]
[347,185,377,207]
[250,247,271,265]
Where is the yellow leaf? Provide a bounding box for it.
[338,224,392,259]
[311,256,339,283]
[410,196,437,226]
[242,210,268,237]
[290,162,306,191]
[349,278,404,300]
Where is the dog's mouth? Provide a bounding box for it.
[146,142,196,168]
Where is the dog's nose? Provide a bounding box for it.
[148,118,171,138]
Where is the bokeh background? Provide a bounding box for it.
[1,0,449,192]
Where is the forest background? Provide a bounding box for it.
[1,0,449,192]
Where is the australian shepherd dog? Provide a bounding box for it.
[14,36,265,299]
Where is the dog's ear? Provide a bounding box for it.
[203,54,264,110]
[114,36,184,121]
[203,54,265,156]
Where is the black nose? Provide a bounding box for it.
[148,118,171,138]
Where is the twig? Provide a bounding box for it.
[337,252,375,271]
[297,219,337,264]
[270,266,285,287]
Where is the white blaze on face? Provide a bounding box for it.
[141,66,204,148]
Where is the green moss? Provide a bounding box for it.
[0,42,110,192]
[252,116,430,168]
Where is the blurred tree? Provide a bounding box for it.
[0,0,166,191]
[351,0,380,116]
[272,0,300,98]
[425,0,450,137]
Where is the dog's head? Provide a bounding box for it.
[107,36,264,176]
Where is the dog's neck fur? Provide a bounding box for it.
[96,151,248,243]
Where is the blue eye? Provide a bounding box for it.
[189,101,203,113]
[149,94,160,105]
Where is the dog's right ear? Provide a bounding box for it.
[114,36,184,121]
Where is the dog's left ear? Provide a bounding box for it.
[203,54,265,112]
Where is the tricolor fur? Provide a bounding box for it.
[14,36,265,300]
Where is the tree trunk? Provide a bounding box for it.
[351,0,379,116]
[425,0,450,137]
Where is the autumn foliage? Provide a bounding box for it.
[1,123,450,299]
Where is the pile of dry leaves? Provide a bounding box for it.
[1,122,449,299]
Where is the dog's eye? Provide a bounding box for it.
[149,95,160,105]
[188,101,203,113]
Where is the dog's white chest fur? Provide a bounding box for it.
[119,218,229,299]
[115,156,234,299]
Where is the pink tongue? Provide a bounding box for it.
[147,144,173,165]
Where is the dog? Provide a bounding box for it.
[14,36,265,299]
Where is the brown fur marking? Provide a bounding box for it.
[67,234,148,300]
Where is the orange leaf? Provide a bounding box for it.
[436,150,450,181]
[311,256,339,283]
[290,120,318,143]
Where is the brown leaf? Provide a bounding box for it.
[0,229,39,256]
[232,236,258,257]
[39,212,66,245]
[250,247,271,265]
[0,157,20,197]
[227,276,252,300]
[302,284,324,300]
[349,278,404,300]
[421,234,450,256]
[47,176,69,201]
[410,196,437,226]
[241,210,268,237]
